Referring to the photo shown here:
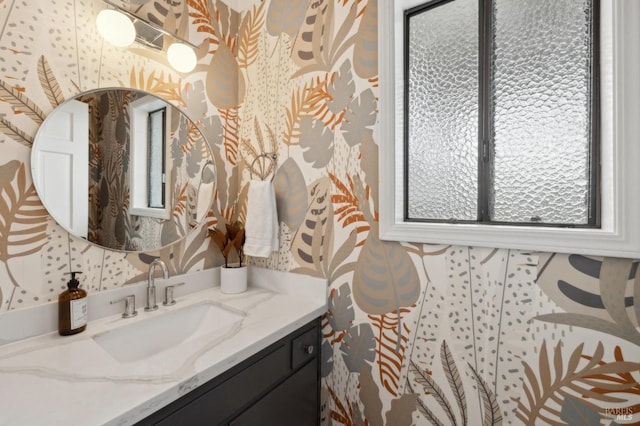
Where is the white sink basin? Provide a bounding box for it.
[93,302,244,363]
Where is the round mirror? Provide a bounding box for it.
[31,88,215,252]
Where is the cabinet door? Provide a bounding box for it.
[150,343,290,426]
[138,318,320,426]
[229,360,319,426]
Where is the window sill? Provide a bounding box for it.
[379,219,640,258]
[129,206,169,220]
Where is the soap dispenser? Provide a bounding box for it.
[58,271,88,336]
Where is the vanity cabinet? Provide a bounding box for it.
[137,318,320,426]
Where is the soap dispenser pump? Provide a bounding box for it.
[58,271,88,336]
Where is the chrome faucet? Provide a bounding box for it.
[146,258,168,311]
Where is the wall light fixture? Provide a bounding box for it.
[97,0,197,73]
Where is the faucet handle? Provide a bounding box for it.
[111,294,138,318]
[163,282,185,306]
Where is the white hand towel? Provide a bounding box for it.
[244,180,279,257]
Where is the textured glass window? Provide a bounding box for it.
[491,0,594,224]
[148,108,166,209]
[406,0,479,221]
[405,0,597,226]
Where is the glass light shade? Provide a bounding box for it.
[96,9,136,47]
[167,43,197,73]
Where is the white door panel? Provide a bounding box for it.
[33,99,88,238]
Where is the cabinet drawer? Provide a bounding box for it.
[291,326,318,369]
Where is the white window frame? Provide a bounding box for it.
[378,0,640,258]
[129,95,171,220]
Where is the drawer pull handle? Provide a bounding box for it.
[303,344,314,355]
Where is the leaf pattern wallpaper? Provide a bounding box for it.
[0,0,638,424]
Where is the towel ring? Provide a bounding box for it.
[249,152,277,181]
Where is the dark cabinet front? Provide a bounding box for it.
[137,318,321,426]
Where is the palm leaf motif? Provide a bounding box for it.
[329,172,370,246]
[328,385,358,426]
[301,71,349,130]
[128,68,185,106]
[237,1,265,68]
[107,89,132,133]
[440,340,468,426]
[0,80,46,124]
[369,310,411,397]
[410,339,508,425]
[298,116,334,169]
[327,283,355,341]
[171,182,191,220]
[207,43,245,110]
[187,0,221,52]
[87,97,102,180]
[406,379,446,426]
[273,158,307,232]
[386,393,420,426]
[352,228,420,356]
[580,345,640,407]
[560,396,600,426]
[0,163,49,262]
[0,116,33,146]
[353,232,420,312]
[352,0,378,80]
[359,362,384,426]
[416,391,450,426]
[340,323,376,373]
[557,280,634,309]
[535,257,640,345]
[291,0,331,69]
[342,88,377,147]
[291,177,334,277]
[409,361,456,426]
[310,76,343,130]
[357,363,419,426]
[219,106,240,165]
[291,0,359,77]
[175,119,204,159]
[103,152,128,217]
[37,55,65,108]
[282,83,306,146]
[283,71,352,146]
[582,346,640,402]
[327,227,358,285]
[513,340,640,424]
[243,117,264,158]
[209,0,239,52]
[468,364,503,426]
[301,74,331,118]
[266,0,308,38]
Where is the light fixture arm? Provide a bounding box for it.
[101,0,197,51]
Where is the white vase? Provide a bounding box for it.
[220,265,248,294]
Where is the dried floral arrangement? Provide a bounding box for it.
[208,221,245,268]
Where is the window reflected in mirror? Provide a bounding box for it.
[147,106,167,210]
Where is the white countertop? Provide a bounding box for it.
[0,267,327,426]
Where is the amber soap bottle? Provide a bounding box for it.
[58,271,88,336]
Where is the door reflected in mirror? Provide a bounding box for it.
[31,88,215,252]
